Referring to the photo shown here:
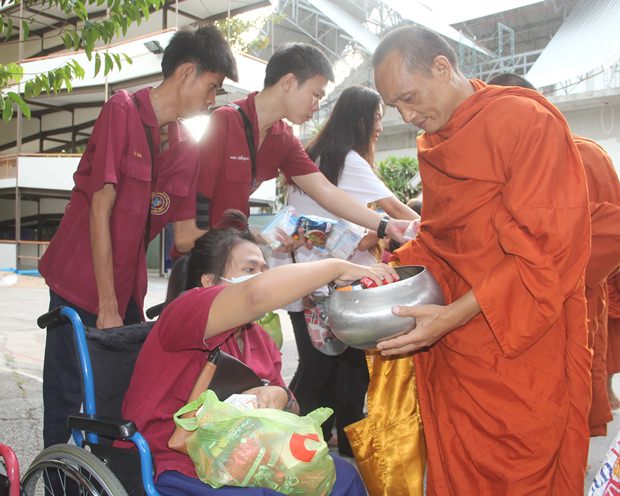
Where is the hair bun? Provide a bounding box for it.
[216,209,249,231]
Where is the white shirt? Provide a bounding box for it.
[271,150,394,311]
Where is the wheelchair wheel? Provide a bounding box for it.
[21,444,128,496]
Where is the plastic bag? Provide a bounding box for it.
[303,294,348,356]
[588,429,620,495]
[324,220,365,260]
[260,207,299,249]
[174,390,336,495]
[257,311,283,349]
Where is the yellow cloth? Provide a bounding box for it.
[345,351,425,496]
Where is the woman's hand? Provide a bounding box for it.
[356,231,379,252]
[272,228,312,254]
[334,261,399,287]
[243,386,288,410]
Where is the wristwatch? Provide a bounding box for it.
[377,215,390,239]
[279,386,295,411]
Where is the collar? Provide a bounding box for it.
[236,91,285,137]
[133,87,159,129]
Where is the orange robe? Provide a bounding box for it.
[575,137,620,436]
[394,80,592,495]
[608,273,620,376]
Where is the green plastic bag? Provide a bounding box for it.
[257,311,283,349]
[174,390,335,495]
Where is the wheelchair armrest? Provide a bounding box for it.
[145,302,164,320]
[37,306,65,329]
[67,414,137,440]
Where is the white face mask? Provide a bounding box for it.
[219,273,260,284]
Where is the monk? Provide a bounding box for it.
[373,26,592,494]
[488,73,620,436]
[576,138,620,435]
[608,272,620,409]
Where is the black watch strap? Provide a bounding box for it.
[377,215,390,238]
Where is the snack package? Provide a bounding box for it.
[293,215,336,249]
[224,394,258,410]
[325,220,365,260]
[260,207,299,249]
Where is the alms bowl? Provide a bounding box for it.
[326,265,444,350]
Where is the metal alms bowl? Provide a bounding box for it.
[326,265,444,350]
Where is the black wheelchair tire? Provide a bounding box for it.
[21,444,128,496]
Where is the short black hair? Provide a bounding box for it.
[161,25,238,81]
[487,73,536,90]
[373,25,458,75]
[264,43,334,87]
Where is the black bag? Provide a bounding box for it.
[86,322,155,419]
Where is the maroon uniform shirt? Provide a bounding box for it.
[39,88,198,317]
[197,92,319,227]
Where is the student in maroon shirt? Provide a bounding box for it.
[175,43,412,247]
[38,25,238,448]
[123,210,396,494]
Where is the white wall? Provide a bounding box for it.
[0,243,16,269]
[17,156,80,190]
[560,104,620,173]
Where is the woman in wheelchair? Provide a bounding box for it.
[122,210,397,495]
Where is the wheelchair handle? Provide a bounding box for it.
[37,306,66,329]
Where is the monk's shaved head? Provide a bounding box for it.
[373,26,459,75]
[487,73,536,90]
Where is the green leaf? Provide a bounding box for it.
[72,59,86,79]
[63,71,73,92]
[112,53,122,71]
[21,19,29,40]
[5,17,13,40]
[103,52,113,75]
[3,99,13,122]
[122,53,133,65]
[94,52,101,77]
[84,29,96,59]
[8,91,31,119]
[62,32,73,49]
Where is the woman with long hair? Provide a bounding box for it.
[123,210,396,495]
[272,85,418,456]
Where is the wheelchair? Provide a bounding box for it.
[20,305,161,496]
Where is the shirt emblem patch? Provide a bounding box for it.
[151,192,170,215]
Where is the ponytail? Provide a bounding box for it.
[163,210,257,306]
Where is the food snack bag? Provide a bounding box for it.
[174,390,336,495]
[293,215,337,249]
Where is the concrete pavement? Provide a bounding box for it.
[1,273,619,493]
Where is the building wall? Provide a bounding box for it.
[561,104,620,173]
[0,243,16,269]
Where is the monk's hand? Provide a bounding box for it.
[377,291,481,356]
[272,227,311,253]
[244,386,288,410]
[376,304,452,355]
